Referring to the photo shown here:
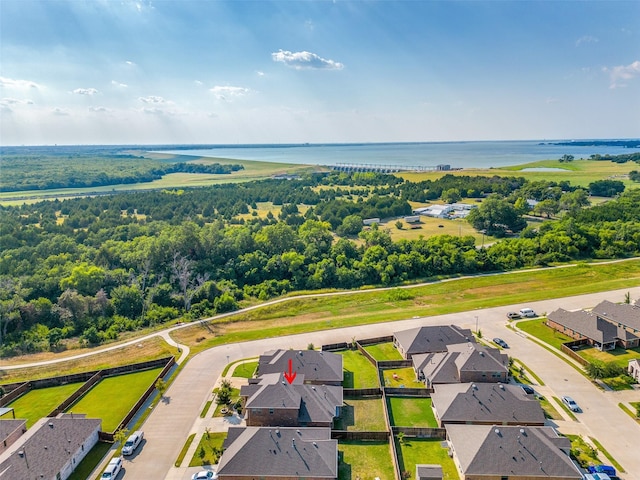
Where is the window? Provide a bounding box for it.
[269,408,274,414]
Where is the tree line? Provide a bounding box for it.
[0,171,639,357]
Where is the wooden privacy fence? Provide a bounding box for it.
[391,426,446,439]
[331,430,389,441]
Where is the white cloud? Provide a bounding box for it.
[271,50,344,70]
[52,107,71,116]
[0,76,41,90]
[545,97,560,104]
[194,80,204,86]
[256,71,265,77]
[209,86,251,100]
[73,88,98,95]
[305,20,314,31]
[138,95,166,104]
[125,60,136,67]
[89,106,111,113]
[575,35,598,47]
[603,60,640,89]
[1,97,34,106]
[111,80,128,88]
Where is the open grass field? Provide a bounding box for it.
[334,397,387,431]
[4,259,640,381]
[578,346,640,368]
[0,156,321,204]
[382,368,424,388]
[65,367,163,432]
[362,342,403,361]
[0,335,177,384]
[517,318,574,350]
[170,260,640,359]
[395,437,460,480]
[339,350,379,388]
[401,158,637,189]
[387,397,437,427]
[188,431,227,467]
[231,361,258,378]
[6,382,83,428]
[338,440,396,480]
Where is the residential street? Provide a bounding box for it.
[117,286,640,480]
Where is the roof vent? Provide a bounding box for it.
[313,442,318,448]
[17,451,24,458]
[49,422,54,428]
[275,429,280,436]
[494,428,500,435]
[499,384,504,390]
[296,429,301,435]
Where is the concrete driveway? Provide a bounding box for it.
[121,286,640,480]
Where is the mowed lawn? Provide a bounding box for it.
[387,397,437,427]
[340,350,379,388]
[7,382,83,428]
[363,342,403,361]
[66,368,162,432]
[232,361,258,378]
[334,397,387,431]
[578,346,640,368]
[517,318,573,350]
[382,368,424,388]
[396,438,460,480]
[339,440,395,480]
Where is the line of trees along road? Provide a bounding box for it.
[1,171,640,357]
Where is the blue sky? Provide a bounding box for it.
[1,0,639,145]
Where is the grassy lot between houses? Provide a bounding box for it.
[65,368,163,432]
[396,437,460,480]
[363,342,404,361]
[334,397,387,431]
[213,387,240,417]
[340,350,379,388]
[231,361,258,378]
[578,346,640,368]
[387,397,437,427]
[189,431,227,467]
[382,368,424,388]
[517,318,574,350]
[6,382,83,428]
[338,440,396,480]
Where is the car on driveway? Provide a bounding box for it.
[192,471,217,480]
[493,337,509,348]
[587,465,616,476]
[561,395,580,412]
[506,311,521,320]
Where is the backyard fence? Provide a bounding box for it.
[391,426,446,439]
[331,430,389,441]
[385,387,431,397]
[343,388,382,397]
[321,342,349,352]
[560,342,590,366]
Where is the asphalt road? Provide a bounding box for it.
[117,286,640,480]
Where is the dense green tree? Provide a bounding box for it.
[111,285,144,319]
[467,196,527,237]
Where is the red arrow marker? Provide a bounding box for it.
[284,358,297,384]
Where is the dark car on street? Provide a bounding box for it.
[493,337,509,348]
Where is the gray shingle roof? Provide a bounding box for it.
[243,373,343,425]
[416,464,443,480]
[258,350,343,384]
[548,308,638,344]
[446,425,581,478]
[413,344,508,384]
[217,427,337,478]
[432,383,545,425]
[592,300,640,332]
[394,325,474,356]
[0,416,101,480]
[0,419,26,445]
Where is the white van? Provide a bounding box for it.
[519,307,537,318]
[101,456,123,479]
[122,430,144,455]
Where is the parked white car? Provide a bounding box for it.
[101,456,123,479]
[122,430,144,455]
[561,395,580,412]
[519,307,537,318]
